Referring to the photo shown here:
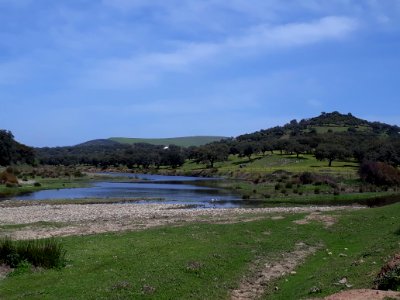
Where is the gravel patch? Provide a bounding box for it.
[0,203,364,239]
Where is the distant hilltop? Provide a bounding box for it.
[108,136,228,148]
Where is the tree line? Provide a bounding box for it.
[3,112,400,170]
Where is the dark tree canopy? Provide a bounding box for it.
[0,130,35,166]
[315,143,348,167]
[195,143,229,168]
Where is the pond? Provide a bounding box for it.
[11,173,254,208]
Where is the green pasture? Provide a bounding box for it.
[1,203,399,299]
[181,153,359,176]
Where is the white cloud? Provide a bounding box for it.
[79,16,359,89]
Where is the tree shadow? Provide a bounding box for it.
[231,156,264,166]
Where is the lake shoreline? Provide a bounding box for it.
[0,202,364,240]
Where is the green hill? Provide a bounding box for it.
[237,111,400,141]
[109,136,227,147]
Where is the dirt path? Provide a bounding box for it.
[0,203,363,240]
[323,289,400,299]
[231,242,318,300]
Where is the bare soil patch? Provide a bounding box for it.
[323,289,400,300]
[231,242,319,300]
[293,212,337,227]
[0,264,12,280]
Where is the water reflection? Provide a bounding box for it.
[13,174,247,208]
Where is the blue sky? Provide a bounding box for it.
[0,0,399,147]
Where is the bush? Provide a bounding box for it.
[299,172,314,184]
[34,182,42,187]
[274,183,282,190]
[314,188,320,194]
[285,182,293,189]
[73,170,84,178]
[374,255,400,291]
[359,161,400,186]
[0,237,66,269]
[395,226,400,236]
[8,260,32,277]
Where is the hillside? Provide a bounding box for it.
[75,139,122,147]
[238,111,400,141]
[109,136,227,147]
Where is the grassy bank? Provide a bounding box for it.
[0,177,91,198]
[1,203,399,299]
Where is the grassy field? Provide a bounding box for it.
[0,203,399,299]
[109,136,227,147]
[180,153,359,176]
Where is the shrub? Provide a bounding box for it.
[285,182,293,189]
[280,175,288,181]
[299,172,314,184]
[374,255,400,291]
[73,170,84,178]
[274,183,282,190]
[0,237,66,269]
[314,188,320,194]
[395,226,400,236]
[34,182,42,187]
[359,161,400,186]
[333,190,340,196]
[8,260,32,277]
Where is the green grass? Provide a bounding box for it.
[109,136,227,147]
[1,203,399,299]
[0,237,66,269]
[0,177,91,198]
[180,153,359,176]
[305,125,373,134]
[264,203,400,298]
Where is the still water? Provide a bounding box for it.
[12,173,249,208]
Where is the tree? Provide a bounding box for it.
[196,143,229,168]
[0,130,35,166]
[161,145,185,168]
[275,140,290,155]
[314,143,348,167]
[260,141,273,156]
[0,130,15,166]
[287,140,307,158]
[237,142,257,161]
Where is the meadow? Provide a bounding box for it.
[0,203,399,299]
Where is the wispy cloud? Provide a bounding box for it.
[80,16,359,89]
